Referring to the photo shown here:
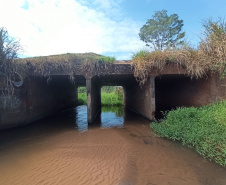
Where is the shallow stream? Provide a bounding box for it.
[0,105,225,185]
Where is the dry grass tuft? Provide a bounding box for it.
[132,48,209,86]
[132,19,226,86]
[16,53,115,81]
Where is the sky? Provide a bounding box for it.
[0,0,225,60]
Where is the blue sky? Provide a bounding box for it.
[0,0,225,60]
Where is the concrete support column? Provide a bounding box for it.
[86,76,101,124]
[124,77,155,120]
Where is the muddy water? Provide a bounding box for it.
[0,106,226,185]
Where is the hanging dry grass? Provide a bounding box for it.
[132,48,210,86]
[199,19,226,78]
[132,18,226,86]
[16,53,115,82]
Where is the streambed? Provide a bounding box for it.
[0,105,225,185]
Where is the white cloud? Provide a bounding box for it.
[0,0,145,59]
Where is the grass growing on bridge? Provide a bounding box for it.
[132,19,226,86]
[151,100,226,166]
[17,53,115,79]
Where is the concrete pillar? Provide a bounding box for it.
[124,77,155,120]
[86,76,101,124]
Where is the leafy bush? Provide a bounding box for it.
[78,87,86,93]
[151,101,226,166]
[101,86,116,93]
[101,92,123,106]
[98,56,115,64]
[78,93,87,105]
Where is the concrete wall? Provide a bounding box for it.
[210,73,226,101]
[0,75,77,130]
[154,74,226,118]
[86,76,101,124]
[124,77,155,120]
[1,65,226,129]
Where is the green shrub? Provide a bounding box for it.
[98,56,115,64]
[78,87,86,93]
[77,91,123,106]
[78,93,87,105]
[101,92,123,106]
[151,101,226,166]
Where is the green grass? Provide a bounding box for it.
[78,93,87,105]
[77,92,123,106]
[101,92,123,106]
[151,100,226,166]
[98,56,115,64]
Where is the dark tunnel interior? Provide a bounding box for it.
[155,74,200,119]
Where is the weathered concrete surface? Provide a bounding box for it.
[124,77,155,120]
[210,73,226,101]
[0,75,77,129]
[1,62,226,129]
[155,73,226,118]
[86,76,101,124]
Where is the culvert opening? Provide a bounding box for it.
[155,74,198,119]
[77,86,87,105]
[101,86,123,106]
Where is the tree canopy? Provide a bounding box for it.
[139,10,185,50]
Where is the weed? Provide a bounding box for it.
[78,93,87,105]
[151,100,226,166]
[101,92,123,106]
[77,91,123,106]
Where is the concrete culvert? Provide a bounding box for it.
[155,74,212,119]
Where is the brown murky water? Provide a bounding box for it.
[0,105,226,185]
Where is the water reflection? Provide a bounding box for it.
[74,105,124,131]
[101,106,124,128]
[1,105,226,185]
[74,105,88,131]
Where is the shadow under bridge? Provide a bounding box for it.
[75,74,155,124]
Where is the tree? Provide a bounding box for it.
[139,10,185,50]
[0,27,22,98]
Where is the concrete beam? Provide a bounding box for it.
[124,77,155,120]
[86,76,101,124]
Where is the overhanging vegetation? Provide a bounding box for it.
[132,19,226,86]
[16,53,115,80]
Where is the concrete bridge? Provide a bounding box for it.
[0,61,226,130]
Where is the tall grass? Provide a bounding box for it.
[78,93,87,105]
[77,86,123,106]
[151,100,226,166]
[16,53,115,80]
[101,92,123,106]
